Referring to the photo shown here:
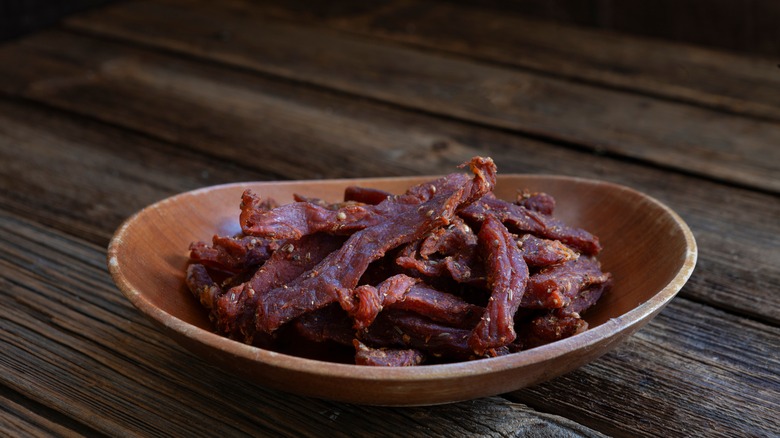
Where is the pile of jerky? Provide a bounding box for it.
[186,157,612,366]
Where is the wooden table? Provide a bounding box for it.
[1,1,778,436]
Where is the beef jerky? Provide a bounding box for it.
[241,157,496,241]
[517,234,579,268]
[293,304,355,346]
[516,191,555,215]
[185,263,222,310]
[353,340,425,366]
[254,157,497,334]
[241,190,381,239]
[344,186,392,205]
[361,310,475,361]
[396,218,480,283]
[460,193,601,255]
[214,233,344,342]
[521,257,611,309]
[516,313,588,350]
[189,234,278,274]
[558,275,613,316]
[468,216,529,355]
[344,274,482,329]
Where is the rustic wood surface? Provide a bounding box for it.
[0,1,777,437]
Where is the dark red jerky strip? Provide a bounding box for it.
[241,192,381,239]
[396,218,480,283]
[516,191,556,215]
[388,281,483,329]
[353,340,425,367]
[185,263,222,309]
[189,234,277,274]
[348,274,482,329]
[293,304,355,346]
[521,257,611,309]
[515,313,588,350]
[344,186,392,205]
[517,234,579,268]
[558,275,613,316]
[361,310,475,360]
[460,194,601,255]
[214,233,345,342]
[254,157,497,334]
[468,216,529,355]
[418,217,476,257]
[294,193,371,211]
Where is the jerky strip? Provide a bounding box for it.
[353,340,424,367]
[215,233,344,342]
[361,310,475,361]
[293,304,355,346]
[517,234,579,268]
[185,263,222,310]
[521,257,611,309]
[344,186,392,205]
[241,190,381,239]
[396,218,479,283]
[189,234,278,274]
[460,194,601,255]
[345,274,482,329]
[468,216,529,355]
[254,157,497,334]
[516,191,555,215]
[516,313,588,350]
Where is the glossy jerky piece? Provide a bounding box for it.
[346,274,482,329]
[214,233,345,342]
[468,216,530,355]
[344,186,392,205]
[254,157,497,334]
[293,304,355,346]
[516,313,588,350]
[516,191,556,215]
[185,263,222,310]
[460,194,602,255]
[389,281,483,329]
[189,234,278,274]
[396,218,480,283]
[517,234,579,268]
[521,256,611,309]
[361,310,475,361]
[241,192,381,239]
[353,340,425,367]
[558,275,613,316]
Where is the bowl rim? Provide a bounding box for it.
[107,174,698,382]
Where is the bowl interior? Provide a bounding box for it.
[108,174,697,405]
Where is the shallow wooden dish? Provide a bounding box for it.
[107,174,697,406]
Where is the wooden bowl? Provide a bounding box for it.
[107,174,697,406]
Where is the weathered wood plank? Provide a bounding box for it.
[0,388,95,438]
[0,35,777,324]
[0,211,604,437]
[509,298,780,437]
[61,0,780,193]
[0,99,272,245]
[232,0,780,122]
[1,211,776,437]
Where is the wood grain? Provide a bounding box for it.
[510,298,780,437]
[0,35,777,325]
[0,211,606,437]
[1,210,776,437]
[240,0,780,121]
[0,99,272,245]
[61,0,780,193]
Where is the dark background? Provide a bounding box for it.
[2,0,778,57]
